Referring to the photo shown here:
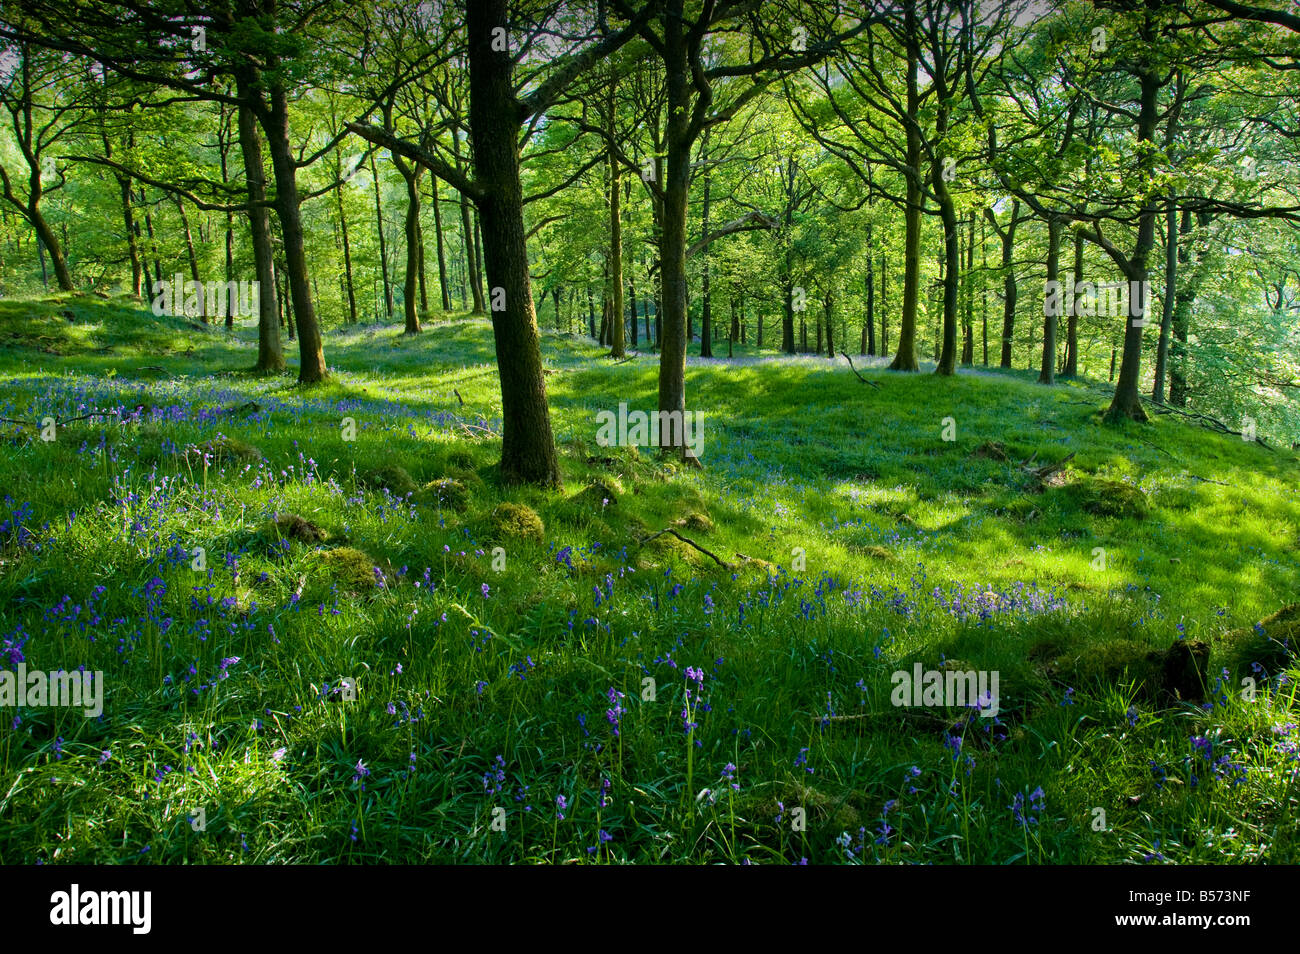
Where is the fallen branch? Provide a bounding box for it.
[453,388,465,407]
[1020,450,1075,484]
[637,527,734,569]
[839,352,882,388]
[1138,437,1177,460]
[0,410,120,428]
[1147,397,1274,451]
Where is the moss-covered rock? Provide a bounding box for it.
[1217,604,1300,675]
[445,449,477,471]
[677,511,714,534]
[1069,477,1149,519]
[488,502,544,545]
[1050,638,1209,702]
[415,478,471,512]
[572,479,621,510]
[269,513,327,543]
[364,463,419,497]
[317,547,382,592]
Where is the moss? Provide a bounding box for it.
[1069,477,1149,519]
[488,502,544,545]
[678,511,714,533]
[364,463,419,497]
[1217,604,1300,675]
[316,547,381,593]
[415,478,470,513]
[446,449,477,471]
[269,513,327,543]
[572,479,622,510]
[1051,638,1210,702]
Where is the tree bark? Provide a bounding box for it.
[1064,229,1082,375]
[889,14,922,372]
[1103,61,1161,425]
[369,152,394,320]
[608,79,626,358]
[1039,215,1061,385]
[261,72,326,383]
[431,173,451,311]
[335,148,358,325]
[467,0,560,486]
[236,91,283,373]
[176,197,202,319]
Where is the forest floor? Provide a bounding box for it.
[1,291,1298,864]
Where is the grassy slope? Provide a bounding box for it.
[0,292,1297,864]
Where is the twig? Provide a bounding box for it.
[1138,437,1177,460]
[838,351,882,388]
[453,388,465,407]
[637,527,734,569]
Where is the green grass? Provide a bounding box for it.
[0,292,1297,864]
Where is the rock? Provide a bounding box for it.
[318,547,382,592]
[1050,638,1210,703]
[1069,477,1149,519]
[271,513,327,543]
[1217,604,1300,674]
[677,512,714,533]
[489,502,544,545]
[415,478,470,513]
[364,464,419,497]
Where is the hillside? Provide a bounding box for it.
[0,294,1297,864]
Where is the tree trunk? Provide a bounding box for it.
[889,19,922,372]
[608,87,626,358]
[880,252,887,355]
[962,211,975,365]
[1060,229,1080,375]
[335,160,358,325]
[118,177,142,298]
[932,160,959,376]
[369,152,394,320]
[262,74,327,383]
[236,91,284,373]
[175,197,203,319]
[824,291,834,358]
[431,174,452,311]
[399,162,423,334]
[1169,210,1194,407]
[467,0,560,484]
[1039,215,1061,385]
[980,215,988,366]
[1103,62,1161,425]
[996,200,1019,369]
